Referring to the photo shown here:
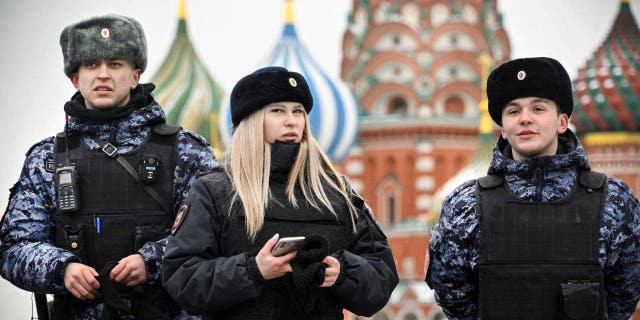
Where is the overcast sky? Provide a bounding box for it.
[1,0,637,317]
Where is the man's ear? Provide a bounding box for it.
[131,69,141,89]
[70,74,80,89]
[557,113,569,134]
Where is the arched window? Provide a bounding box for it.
[388,96,408,115]
[386,194,396,225]
[377,175,402,226]
[392,33,401,45]
[444,96,465,115]
[450,33,459,47]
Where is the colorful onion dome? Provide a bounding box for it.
[219,0,359,162]
[572,0,640,134]
[151,0,225,156]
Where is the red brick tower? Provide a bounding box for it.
[340,1,510,318]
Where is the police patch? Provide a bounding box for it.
[171,203,189,235]
[45,159,56,173]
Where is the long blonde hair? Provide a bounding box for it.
[222,108,357,240]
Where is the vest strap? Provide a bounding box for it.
[92,135,173,217]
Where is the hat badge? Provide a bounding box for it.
[288,77,298,87]
[100,28,110,39]
[517,70,527,80]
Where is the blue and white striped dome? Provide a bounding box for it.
[219,2,359,162]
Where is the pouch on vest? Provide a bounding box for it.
[63,225,86,260]
[561,281,601,319]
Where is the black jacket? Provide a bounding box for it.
[162,145,398,319]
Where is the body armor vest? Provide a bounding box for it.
[211,172,354,320]
[53,124,178,272]
[476,170,607,320]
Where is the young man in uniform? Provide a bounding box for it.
[426,57,640,319]
[0,14,216,319]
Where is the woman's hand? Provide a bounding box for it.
[255,234,297,280]
[320,256,341,287]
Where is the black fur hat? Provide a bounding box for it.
[487,57,573,126]
[60,14,147,77]
[230,66,313,126]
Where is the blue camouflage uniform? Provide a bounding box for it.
[426,130,640,320]
[0,90,217,319]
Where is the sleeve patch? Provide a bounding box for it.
[171,203,189,235]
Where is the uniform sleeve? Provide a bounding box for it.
[162,175,262,315]
[138,130,217,283]
[330,199,399,317]
[601,179,640,319]
[0,140,76,294]
[426,180,479,320]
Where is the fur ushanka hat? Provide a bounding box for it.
[60,14,147,77]
[487,57,573,126]
[230,66,313,127]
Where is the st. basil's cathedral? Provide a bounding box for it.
[153,0,640,318]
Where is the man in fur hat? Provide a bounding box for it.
[426,57,640,319]
[0,14,216,319]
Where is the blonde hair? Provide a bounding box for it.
[222,108,357,240]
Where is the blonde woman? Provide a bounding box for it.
[162,67,398,320]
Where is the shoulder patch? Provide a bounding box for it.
[45,159,56,173]
[182,130,210,147]
[171,203,189,235]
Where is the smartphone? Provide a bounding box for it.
[271,236,305,257]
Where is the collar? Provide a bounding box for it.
[270,141,301,183]
[63,83,156,124]
[489,129,591,176]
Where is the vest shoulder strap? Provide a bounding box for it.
[578,170,607,190]
[151,123,181,136]
[477,174,504,189]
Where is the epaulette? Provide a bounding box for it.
[152,123,181,135]
[578,170,607,190]
[181,129,210,147]
[477,174,504,189]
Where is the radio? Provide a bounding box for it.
[56,166,79,212]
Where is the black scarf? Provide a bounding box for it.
[63,83,156,123]
[270,140,301,183]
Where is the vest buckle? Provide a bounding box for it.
[101,143,118,158]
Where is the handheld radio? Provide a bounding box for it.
[56,166,79,212]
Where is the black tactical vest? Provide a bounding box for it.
[476,170,607,319]
[210,172,354,320]
[53,124,179,272]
